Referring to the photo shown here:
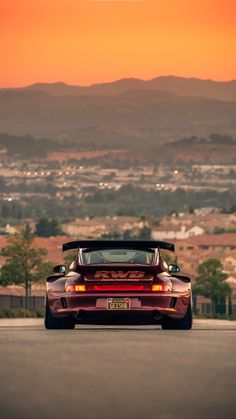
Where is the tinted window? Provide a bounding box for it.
[82,249,154,265]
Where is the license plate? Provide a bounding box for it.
[107,298,130,310]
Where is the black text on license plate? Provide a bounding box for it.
[107,298,130,310]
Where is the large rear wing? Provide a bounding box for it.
[62,240,174,252]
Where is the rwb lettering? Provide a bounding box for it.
[94,271,145,279]
[94,271,110,279]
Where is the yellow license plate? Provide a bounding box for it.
[107,298,130,310]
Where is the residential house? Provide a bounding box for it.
[62,216,148,238]
[152,225,205,241]
[175,234,236,252]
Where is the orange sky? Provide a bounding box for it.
[0,0,236,87]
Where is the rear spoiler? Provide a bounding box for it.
[62,240,174,252]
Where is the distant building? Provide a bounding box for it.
[221,255,236,272]
[175,234,236,252]
[62,219,107,238]
[62,216,148,239]
[160,212,236,233]
[151,225,205,240]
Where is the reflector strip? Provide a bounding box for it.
[86,285,151,291]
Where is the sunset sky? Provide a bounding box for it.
[0,0,236,87]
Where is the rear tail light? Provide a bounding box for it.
[65,284,86,292]
[152,284,172,292]
[65,284,172,292]
[75,285,86,292]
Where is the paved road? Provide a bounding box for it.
[0,320,236,419]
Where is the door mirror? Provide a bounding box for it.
[168,264,180,274]
[53,264,66,274]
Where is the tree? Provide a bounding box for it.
[101,231,123,240]
[63,251,77,271]
[137,226,151,240]
[122,229,133,240]
[35,217,62,237]
[213,227,226,234]
[0,226,53,307]
[193,258,231,313]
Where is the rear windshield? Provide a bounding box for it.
[82,249,155,265]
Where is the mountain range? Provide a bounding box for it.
[0,76,235,145]
[2,75,236,101]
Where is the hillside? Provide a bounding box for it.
[0,88,235,145]
[1,133,236,165]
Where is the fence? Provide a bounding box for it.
[0,295,45,310]
[193,302,236,317]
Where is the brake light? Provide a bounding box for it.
[152,284,172,292]
[65,284,86,292]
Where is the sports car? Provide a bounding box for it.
[45,240,192,330]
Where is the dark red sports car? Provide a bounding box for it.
[45,240,192,330]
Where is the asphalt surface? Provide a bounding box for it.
[0,319,236,419]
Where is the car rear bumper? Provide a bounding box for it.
[48,291,190,319]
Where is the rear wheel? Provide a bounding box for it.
[44,296,75,330]
[161,302,192,330]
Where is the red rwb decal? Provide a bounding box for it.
[94,270,145,279]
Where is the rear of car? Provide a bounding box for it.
[45,241,192,330]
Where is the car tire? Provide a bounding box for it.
[161,301,192,330]
[44,296,75,330]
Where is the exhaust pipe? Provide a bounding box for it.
[152,310,162,321]
[75,310,86,322]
